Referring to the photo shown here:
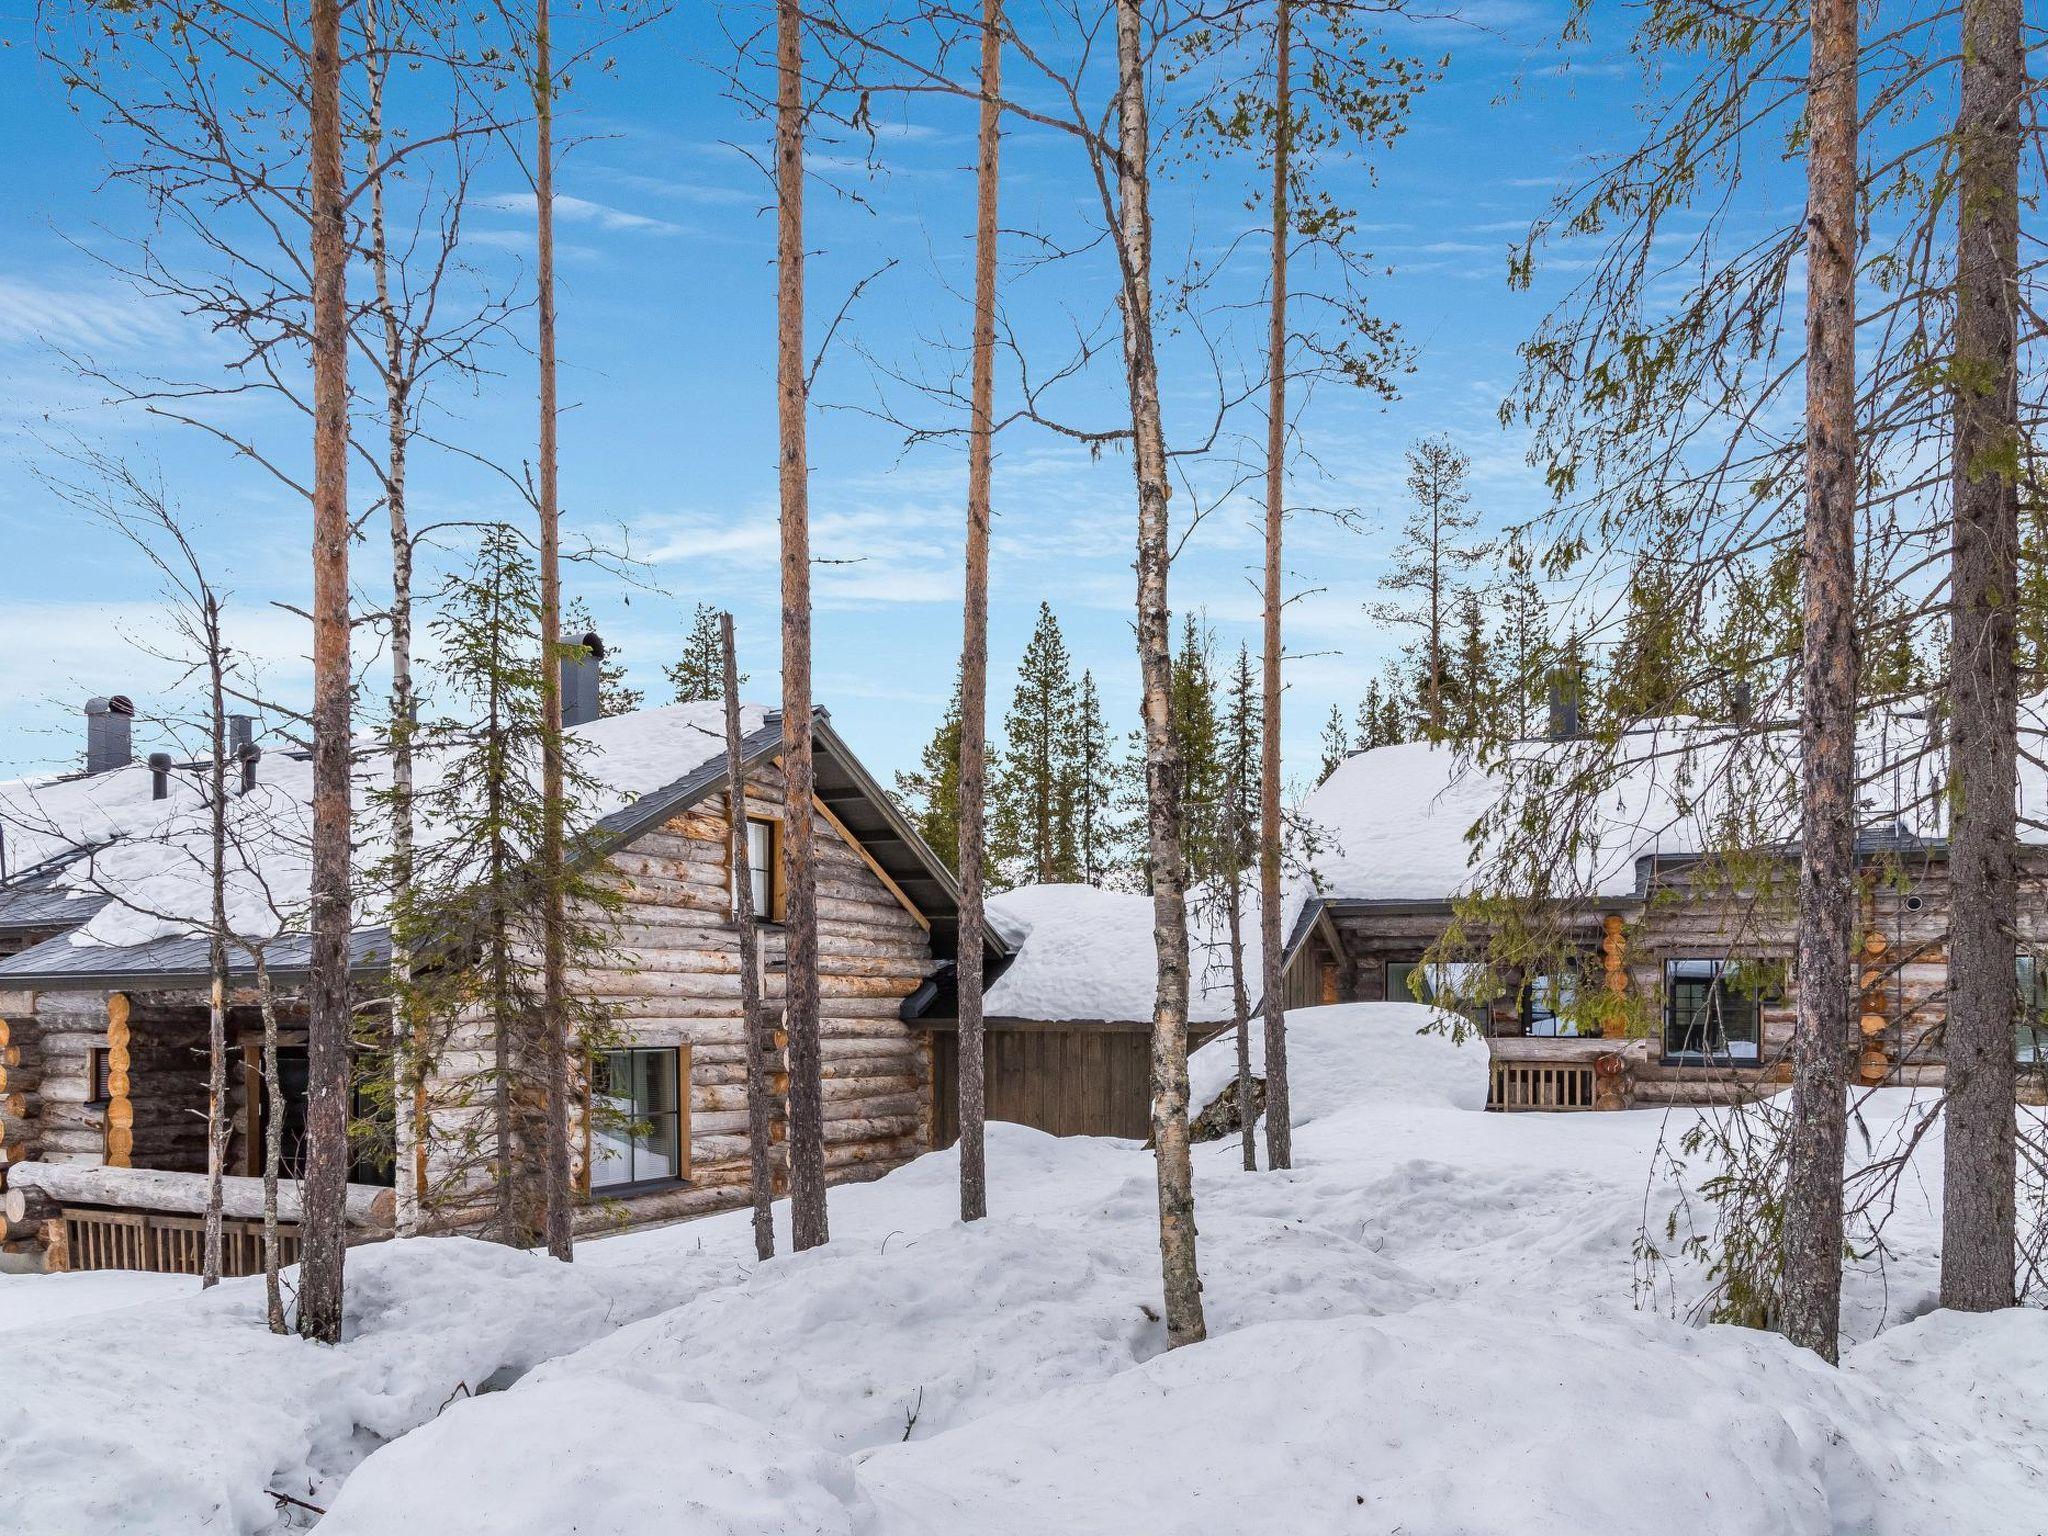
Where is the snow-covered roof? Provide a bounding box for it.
[0,702,769,953]
[1295,705,2048,907]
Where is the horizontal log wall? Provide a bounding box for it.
[427,764,938,1234]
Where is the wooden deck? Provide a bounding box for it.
[1486,1037,1648,1112]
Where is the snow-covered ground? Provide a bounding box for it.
[2,1003,2042,1534]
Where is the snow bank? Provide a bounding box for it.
[1189,1001,1489,1124]
[0,1267,197,1333]
[860,1305,2019,1536]
[319,1376,878,1536]
[0,1237,742,1531]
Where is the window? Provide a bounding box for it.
[2016,956,2048,1065]
[589,1046,687,1191]
[1523,969,1582,1038]
[1663,959,1774,1064]
[1388,960,1493,1032]
[735,817,783,923]
[86,1047,110,1108]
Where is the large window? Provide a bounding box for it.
[1387,960,1493,1032]
[2017,955,2048,1065]
[735,817,783,922]
[590,1047,686,1191]
[1523,969,1582,1038]
[1664,959,1772,1064]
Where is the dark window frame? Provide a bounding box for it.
[587,1045,690,1195]
[1520,964,1588,1038]
[85,1045,110,1108]
[1662,958,1776,1067]
[736,816,785,925]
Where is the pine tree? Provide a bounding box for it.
[666,602,742,705]
[995,603,1081,882]
[1603,555,1694,722]
[1368,436,1491,739]
[566,598,642,715]
[896,676,963,873]
[1317,701,1350,781]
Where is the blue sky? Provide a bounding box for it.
[0,1,1631,790]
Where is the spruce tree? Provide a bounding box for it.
[996,602,1081,882]
[1368,436,1491,738]
[1169,614,1225,871]
[1493,532,1551,738]
[1446,590,1493,740]
[1317,702,1350,781]
[666,602,741,704]
[895,675,964,873]
[1067,669,1123,883]
[388,526,620,1241]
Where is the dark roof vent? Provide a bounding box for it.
[86,695,135,774]
[238,741,262,795]
[147,751,172,800]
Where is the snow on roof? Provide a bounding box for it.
[0,702,769,951]
[985,883,1264,1025]
[1294,704,2048,906]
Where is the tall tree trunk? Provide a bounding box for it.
[722,612,776,1263]
[777,0,828,1252]
[1779,0,1860,1364]
[365,0,425,1239]
[956,0,1003,1225]
[533,0,574,1264]
[203,596,228,1288]
[1115,0,1206,1350]
[299,0,353,1346]
[1259,0,1294,1172]
[1942,0,2023,1313]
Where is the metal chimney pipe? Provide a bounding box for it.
[238,742,263,795]
[1547,679,1578,742]
[229,714,254,758]
[562,630,605,727]
[147,752,173,800]
[85,696,135,774]
[1730,680,1754,727]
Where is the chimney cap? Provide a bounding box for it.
[580,630,605,660]
[87,695,136,718]
[146,751,173,769]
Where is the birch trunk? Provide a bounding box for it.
[532,0,575,1264]
[1227,850,1254,1173]
[1779,0,1860,1364]
[203,596,228,1288]
[1259,0,1294,1172]
[366,1,423,1237]
[722,613,776,1263]
[251,950,286,1333]
[299,0,353,1346]
[777,0,828,1251]
[956,0,1004,1225]
[1115,0,1205,1349]
[1941,0,2023,1313]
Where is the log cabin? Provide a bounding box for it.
[0,666,1006,1273]
[1264,714,2048,1115]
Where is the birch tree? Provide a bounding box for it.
[721,613,777,1262]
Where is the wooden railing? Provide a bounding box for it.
[61,1207,301,1277]
[1489,1060,1598,1111]
[1486,1037,1642,1112]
